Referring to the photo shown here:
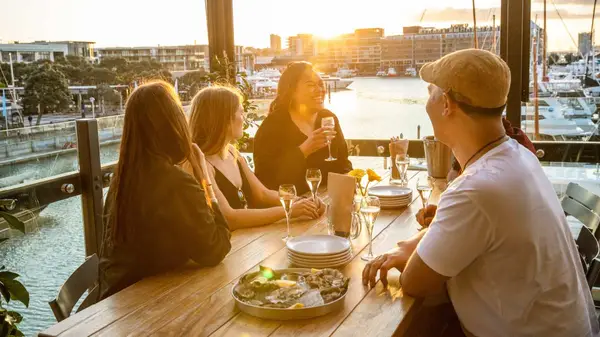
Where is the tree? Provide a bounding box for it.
[21,64,71,125]
[179,70,208,98]
[548,52,560,66]
[90,84,121,114]
[564,52,582,64]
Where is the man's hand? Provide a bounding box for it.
[416,205,438,229]
[362,247,411,288]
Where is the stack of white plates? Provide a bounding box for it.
[368,185,412,209]
[286,235,353,268]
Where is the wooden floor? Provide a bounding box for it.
[40,157,429,337]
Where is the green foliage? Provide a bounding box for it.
[179,70,208,98]
[548,52,560,66]
[91,84,121,106]
[0,213,28,337]
[21,64,71,124]
[207,56,263,150]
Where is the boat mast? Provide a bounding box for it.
[472,0,478,48]
[585,0,598,78]
[492,14,497,54]
[533,35,540,140]
[543,0,547,81]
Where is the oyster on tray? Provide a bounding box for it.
[233,266,349,309]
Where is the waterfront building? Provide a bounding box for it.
[0,41,95,63]
[97,44,245,72]
[270,34,282,52]
[579,32,593,57]
[314,28,384,73]
[288,34,316,58]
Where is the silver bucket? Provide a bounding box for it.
[423,136,453,179]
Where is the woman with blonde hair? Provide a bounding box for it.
[99,81,231,300]
[189,85,323,230]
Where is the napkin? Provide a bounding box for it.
[389,138,409,179]
[327,172,355,237]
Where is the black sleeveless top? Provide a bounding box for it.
[212,157,254,209]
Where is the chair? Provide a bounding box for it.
[565,183,600,235]
[49,254,99,322]
[575,225,600,289]
[562,196,600,237]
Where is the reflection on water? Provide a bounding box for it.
[0,77,433,335]
[1,197,85,336]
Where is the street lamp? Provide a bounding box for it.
[89,97,96,118]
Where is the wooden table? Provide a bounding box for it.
[40,157,430,337]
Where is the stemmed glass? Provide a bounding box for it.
[360,196,381,262]
[321,117,337,161]
[279,184,297,241]
[416,178,432,208]
[305,168,322,202]
[395,154,410,187]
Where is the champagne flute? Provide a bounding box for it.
[360,196,381,262]
[321,117,337,161]
[416,178,433,209]
[305,168,322,202]
[395,154,410,187]
[279,184,297,241]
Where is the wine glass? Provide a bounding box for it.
[321,117,337,161]
[395,154,410,187]
[279,184,297,241]
[305,168,322,202]
[416,178,432,209]
[360,196,381,262]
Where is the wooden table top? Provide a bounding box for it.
[40,157,433,337]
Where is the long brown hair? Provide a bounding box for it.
[106,81,192,245]
[189,86,243,156]
[269,61,313,116]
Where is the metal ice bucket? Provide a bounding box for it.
[423,136,453,179]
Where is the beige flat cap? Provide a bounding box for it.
[419,48,511,109]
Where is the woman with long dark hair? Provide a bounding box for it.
[254,62,353,194]
[188,86,323,230]
[99,81,231,300]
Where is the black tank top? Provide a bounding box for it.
[212,157,254,209]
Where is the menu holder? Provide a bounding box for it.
[327,172,355,238]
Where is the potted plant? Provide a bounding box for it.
[0,212,29,337]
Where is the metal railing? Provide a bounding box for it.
[2,120,600,231]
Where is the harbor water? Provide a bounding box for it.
[0,77,434,335]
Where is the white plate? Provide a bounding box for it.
[368,186,412,198]
[288,252,352,264]
[286,235,351,256]
[289,255,353,268]
[288,249,351,261]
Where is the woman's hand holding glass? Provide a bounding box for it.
[289,198,322,219]
[299,127,336,157]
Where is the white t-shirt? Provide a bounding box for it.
[417,139,599,337]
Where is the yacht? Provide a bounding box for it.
[376,68,398,77]
[320,74,353,90]
[521,98,589,139]
[334,67,355,78]
[404,67,417,77]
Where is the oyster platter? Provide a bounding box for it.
[232,266,350,320]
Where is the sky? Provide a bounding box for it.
[1,0,599,51]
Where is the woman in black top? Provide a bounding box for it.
[254,62,353,195]
[99,81,231,300]
[188,86,323,230]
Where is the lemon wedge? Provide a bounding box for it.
[288,303,304,309]
[274,280,297,288]
[311,268,321,274]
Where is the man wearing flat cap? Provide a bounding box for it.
[363,49,599,337]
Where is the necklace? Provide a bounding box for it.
[463,134,508,170]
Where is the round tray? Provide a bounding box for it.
[231,268,348,320]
